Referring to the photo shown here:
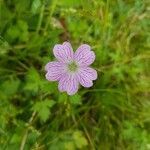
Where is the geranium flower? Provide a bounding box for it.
[45,42,97,95]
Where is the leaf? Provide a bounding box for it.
[59,0,82,7]
[58,93,68,103]
[69,94,82,105]
[24,68,41,93]
[0,37,10,56]
[32,99,55,122]
[64,142,75,150]
[41,80,57,94]
[5,25,20,42]
[17,20,29,42]
[0,79,20,96]
[73,131,88,149]
[5,20,28,43]
[28,132,40,144]
[31,0,41,14]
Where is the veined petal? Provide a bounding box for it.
[53,42,74,63]
[77,67,97,88]
[81,67,97,80]
[74,44,95,66]
[45,61,65,81]
[58,73,79,95]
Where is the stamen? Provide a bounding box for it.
[68,61,78,72]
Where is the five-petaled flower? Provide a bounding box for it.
[45,42,97,95]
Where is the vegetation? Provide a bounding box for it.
[0,0,149,149]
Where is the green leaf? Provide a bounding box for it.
[0,37,10,56]
[24,68,41,93]
[64,142,75,150]
[5,26,20,42]
[17,20,29,42]
[69,94,82,105]
[41,80,57,94]
[32,99,55,122]
[58,93,68,103]
[59,0,82,7]
[31,0,41,14]
[73,131,88,149]
[0,79,20,96]
[5,20,28,42]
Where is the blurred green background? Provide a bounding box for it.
[0,0,149,149]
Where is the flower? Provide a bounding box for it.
[45,42,97,95]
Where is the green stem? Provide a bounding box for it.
[36,3,45,33]
[44,0,58,35]
[20,111,36,150]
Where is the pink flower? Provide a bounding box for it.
[45,42,97,95]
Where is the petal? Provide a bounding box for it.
[53,42,74,63]
[45,61,65,81]
[77,67,97,88]
[58,74,79,95]
[74,44,95,66]
[81,67,97,80]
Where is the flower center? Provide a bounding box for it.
[67,61,78,72]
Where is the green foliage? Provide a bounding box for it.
[31,0,42,14]
[24,68,41,93]
[32,99,55,122]
[0,78,20,96]
[5,20,29,43]
[122,121,150,150]
[73,131,88,148]
[69,94,82,105]
[48,130,88,150]
[0,0,149,149]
